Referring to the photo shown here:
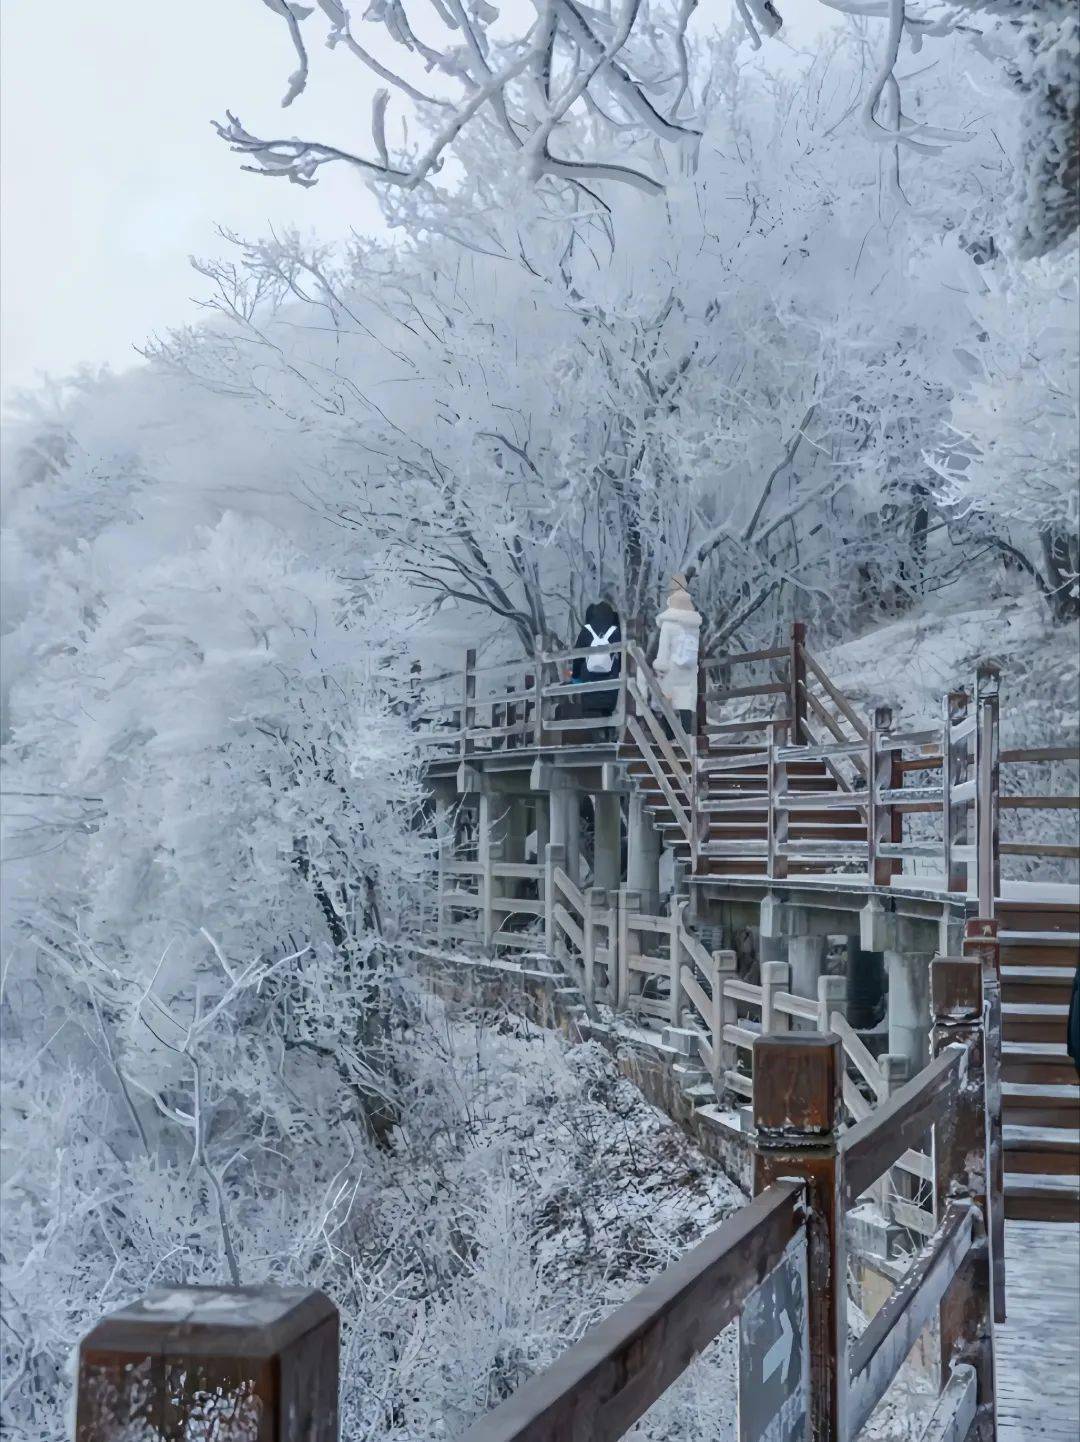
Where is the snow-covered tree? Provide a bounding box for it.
[214,0,1078,258]
[149,25,1031,654]
[0,509,431,1429]
[930,252,1080,618]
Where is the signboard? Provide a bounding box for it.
[738,1235,810,1442]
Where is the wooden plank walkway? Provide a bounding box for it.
[996,1220,1080,1440]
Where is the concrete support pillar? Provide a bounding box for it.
[758,894,788,979]
[549,788,581,886]
[533,797,550,865]
[592,793,622,893]
[845,936,885,1030]
[503,796,528,865]
[886,950,931,1075]
[759,933,788,968]
[789,933,828,1031]
[627,793,661,913]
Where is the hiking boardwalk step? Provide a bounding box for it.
[1002,1123,1080,1176]
[995,1219,1080,1438]
[1003,1082,1080,1127]
[1002,1041,1077,1086]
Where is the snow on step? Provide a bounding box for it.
[1001,966,1075,981]
[1003,1083,1079,1100]
[1002,1003,1070,1016]
[1003,1041,1069,1055]
[1006,1172,1080,1194]
[996,1220,1080,1441]
[1003,1124,1079,1147]
[1000,930,1080,944]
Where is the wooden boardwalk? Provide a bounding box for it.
[996,1219,1080,1440]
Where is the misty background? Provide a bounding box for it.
[0,0,387,400]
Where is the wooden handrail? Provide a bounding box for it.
[629,694,692,797]
[800,645,870,741]
[452,1181,805,1442]
[840,1045,964,1204]
[1000,744,1080,763]
[626,643,695,760]
[626,716,693,844]
[539,642,626,665]
[847,1201,976,1437]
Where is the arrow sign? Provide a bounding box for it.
[762,1307,793,1384]
[739,1237,808,1442]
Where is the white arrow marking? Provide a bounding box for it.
[762,1308,793,1384]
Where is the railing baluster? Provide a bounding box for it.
[790,620,808,745]
[974,664,1001,920]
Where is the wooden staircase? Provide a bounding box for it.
[616,629,1079,1225]
[697,738,867,877]
[998,898,1080,1223]
[617,738,868,880]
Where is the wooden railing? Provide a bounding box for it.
[419,623,1076,905]
[544,842,618,1011]
[623,640,700,862]
[448,950,997,1442]
[414,640,628,756]
[74,963,1000,1442]
[438,851,547,950]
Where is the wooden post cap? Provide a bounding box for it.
[752,1033,843,1137]
[76,1285,339,1441]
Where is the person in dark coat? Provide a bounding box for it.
[571,600,622,720]
[1068,963,1080,1078]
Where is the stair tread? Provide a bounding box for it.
[1005,1172,1080,1194]
[1000,931,1080,944]
[1001,966,1076,981]
[1003,1002,1071,1016]
[1004,1124,1079,1147]
[1003,1041,1071,1055]
[1003,1082,1079,1098]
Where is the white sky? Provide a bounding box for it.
[0,1,834,405]
[0,0,387,402]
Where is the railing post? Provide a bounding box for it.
[790,620,808,745]
[544,842,565,957]
[482,835,503,948]
[931,955,997,1439]
[942,688,971,895]
[753,1033,846,1440]
[583,886,599,1012]
[761,959,791,1035]
[868,704,901,887]
[668,910,682,1027]
[618,887,641,1010]
[816,974,846,1034]
[532,634,548,750]
[974,664,1001,922]
[767,744,788,880]
[461,647,477,766]
[713,948,738,1088]
[619,618,640,732]
[964,916,1006,1325]
[76,1285,339,1442]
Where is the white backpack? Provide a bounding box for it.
[585,624,617,674]
[671,626,699,669]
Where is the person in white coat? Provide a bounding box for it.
[653,575,702,734]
